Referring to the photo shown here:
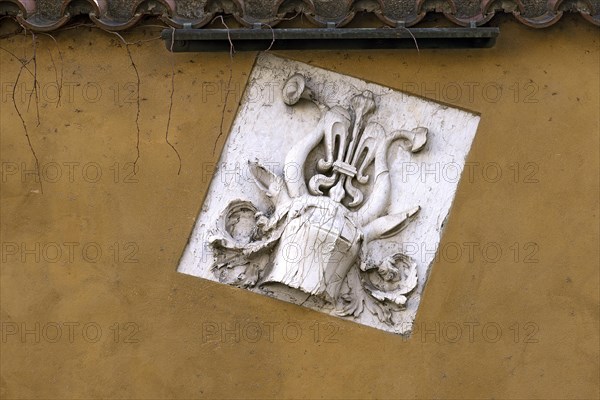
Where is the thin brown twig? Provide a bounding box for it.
[262,23,276,51]
[108,30,142,172]
[24,32,41,126]
[0,46,36,78]
[57,23,178,174]
[45,47,59,102]
[12,53,43,194]
[210,15,235,58]
[397,26,420,53]
[2,18,162,51]
[210,15,235,156]
[59,23,96,31]
[383,25,421,73]
[39,32,64,107]
[4,25,44,192]
[399,26,421,74]
[105,33,162,46]
[278,11,302,22]
[165,27,182,174]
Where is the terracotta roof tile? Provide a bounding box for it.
[1,0,598,31]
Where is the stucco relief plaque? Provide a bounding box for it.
[179,54,480,335]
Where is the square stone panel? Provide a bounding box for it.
[178,53,480,335]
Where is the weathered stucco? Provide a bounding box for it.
[1,15,598,399]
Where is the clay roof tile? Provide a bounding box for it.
[1,0,597,31]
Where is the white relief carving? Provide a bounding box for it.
[178,54,480,335]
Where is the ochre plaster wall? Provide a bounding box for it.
[1,15,598,399]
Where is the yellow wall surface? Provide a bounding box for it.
[1,15,598,399]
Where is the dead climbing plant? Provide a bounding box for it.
[1,27,44,192]
[1,20,185,184]
[210,15,236,156]
[166,26,182,174]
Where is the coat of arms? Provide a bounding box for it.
[179,54,479,335]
